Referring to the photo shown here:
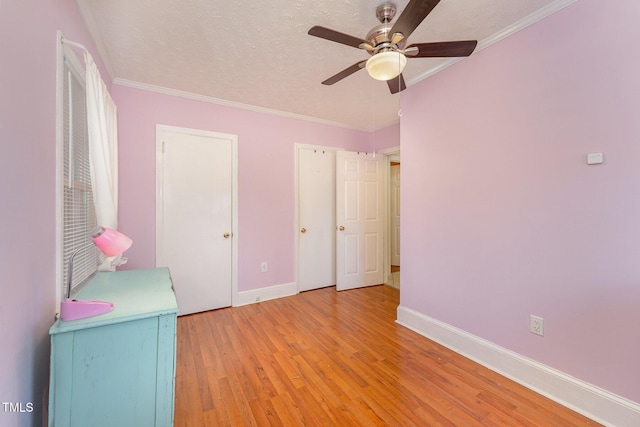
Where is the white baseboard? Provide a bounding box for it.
[397,305,640,427]
[234,282,297,307]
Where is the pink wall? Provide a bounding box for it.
[400,0,640,403]
[112,86,370,292]
[0,1,109,425]
[372,121,400,152]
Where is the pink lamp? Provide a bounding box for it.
[59,226,133,321]
[92,226,133,256]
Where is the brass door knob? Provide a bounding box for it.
[223,232,231,238]
[338,226,345,231]
[300,228,307,233]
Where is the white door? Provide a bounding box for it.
[390,163,401,266]
[297,147,336,292]
[156,126,237,315]
[336,151,385,291]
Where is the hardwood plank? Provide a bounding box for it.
[175,285,600,426]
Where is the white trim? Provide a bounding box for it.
[114,78,383,131]
[234,282,298,307]
[477,0,579,50]
[406,0,579,87]
[55,31,65,312]
[155,124,239,307]
[378,146,400,157]
[294,143,344,152]
[397,305,640,427]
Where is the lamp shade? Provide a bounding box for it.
[92,226,133,257]
[366,51,407,81]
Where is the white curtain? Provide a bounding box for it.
[85,54,125,270]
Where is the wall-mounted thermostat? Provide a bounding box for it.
[587,152,604,165]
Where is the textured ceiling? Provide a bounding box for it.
[76,0,574,130]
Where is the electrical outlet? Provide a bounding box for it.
[530,315,544,336]
[261,262,268,273]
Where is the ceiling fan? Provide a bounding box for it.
[308,0,478,94]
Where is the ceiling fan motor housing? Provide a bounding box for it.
[366,3,406,56]
[376,3,397,23]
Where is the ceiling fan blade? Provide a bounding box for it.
[387,73,407,94]
[308,26,370,49]
[322,61,367,85]
[390,0,441,41]
[406,40,478,58]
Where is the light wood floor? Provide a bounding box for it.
[175,285,599,426]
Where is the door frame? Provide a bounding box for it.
[155,124,239,307]
[294,143,343,293]
[379,146,400,287]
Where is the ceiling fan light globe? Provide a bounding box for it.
[365,51,407,81]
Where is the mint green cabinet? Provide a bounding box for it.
[49,268,178,427]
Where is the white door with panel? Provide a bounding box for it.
[336,151,385,291]
[297,147,336,292]
[390,164,401,266]
[156,126,237,315]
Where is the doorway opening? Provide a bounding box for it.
[384,148,400,289]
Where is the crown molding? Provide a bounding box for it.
[113,78,394,132]
[406,0,579,86]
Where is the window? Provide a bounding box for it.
[58,41,98,302]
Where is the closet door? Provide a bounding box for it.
[156,126,237,315]
[336,151,385,291]
[297,147,336,292]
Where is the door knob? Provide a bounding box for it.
[223,232,231,238]
[338,226,345,231]
[300,228,307,233]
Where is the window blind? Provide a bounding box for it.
[62,54,98,296]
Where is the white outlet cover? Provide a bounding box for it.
[530,315,544,336]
